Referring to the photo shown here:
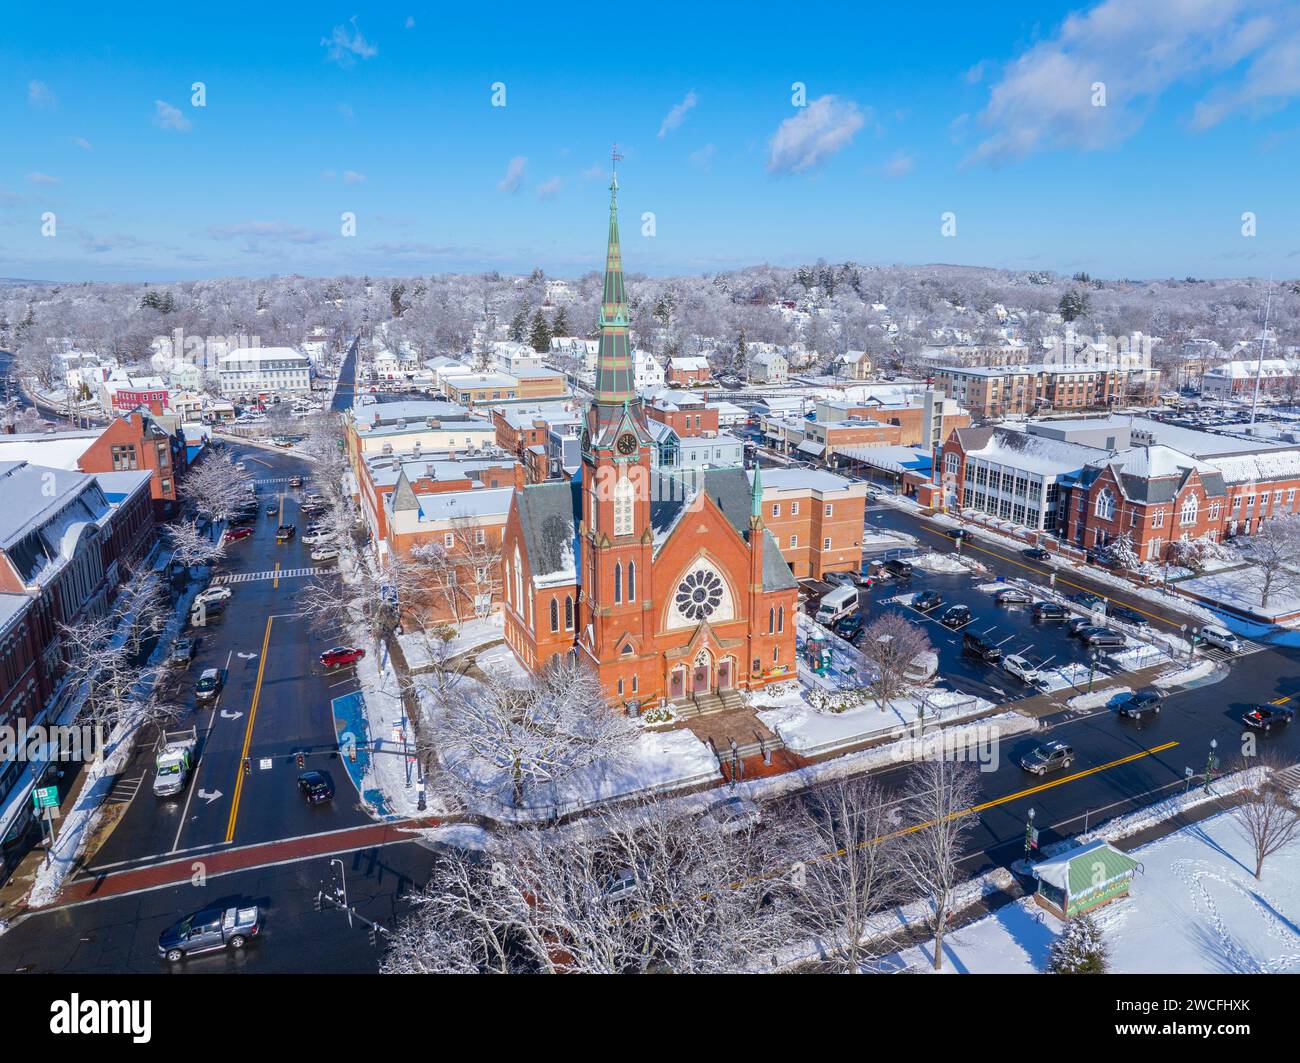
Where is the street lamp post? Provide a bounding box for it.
[1024,807,1036,866]
[1087,649,1099,693]
[1204,738,1218,794]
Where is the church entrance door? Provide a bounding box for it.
[718,659,733,691]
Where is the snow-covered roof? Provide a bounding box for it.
[750,468,857,494]
[834,445,933,475]
[0,431,98,471]
[1090,445,1216,479]
[1033,839,1141,893]
[413,487,514,524]
[219,346,308,365]
[668,356,711,371]
[955,427,1100,478]
[1210,449,1300,486]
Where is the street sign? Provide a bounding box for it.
[1029,827,1039,849]
[259,757,273,770]
[32,786,58,810]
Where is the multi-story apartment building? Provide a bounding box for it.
[218,346,311,399]
[933,364,1130,418]
[752,468,869,579]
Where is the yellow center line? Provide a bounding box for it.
[273,561,281,590]
[1271,695,1290,705]
[921,525,1177,628]
[225,615,274,843]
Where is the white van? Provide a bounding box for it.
[1199,624,1241,653]
[1002,653,1040,684]
[815,584,859,626]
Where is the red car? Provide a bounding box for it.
[223,527,254,543]
[320,646,365,670]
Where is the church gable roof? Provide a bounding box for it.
[761,529,798,592]
[516,479,581,587]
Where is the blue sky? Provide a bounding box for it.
[3,1,1299,281]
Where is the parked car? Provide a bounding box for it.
[833,613,863,641]
[301,530,336,545]
[1069,591,1105,610]
[1083,628,1126,648]
[1200,625,1242,653]
[275,524,296,542]
[194,586,232,607]
[994,587,1033,605]
[1002,653,1039,684]
[320,646,366,670]
[597,868,642,903]
[1117,688,1164,719]
[941,604,972,629]
[171,637,198,666]
[884,558,913,579]
[700,795,762,835]
[266,502,279,516]
[1241,704,1294,732]
[223,527,253,544]
[297,770,335,804]
[229,510,258,527]
[310,547,339,563]
[962,631,1002,663]
[1020,740,1075,775]
[1109,606,1150,628]
[822,571,856,588]
[158,906,262,962]
[1032,601,1068,620]
[1067,617,1096,638]
[289,475,304,488]
[914,590,944,612]
[194,667,225,703]
[1021,547,1051,562]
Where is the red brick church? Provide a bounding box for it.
[501,166,798,707]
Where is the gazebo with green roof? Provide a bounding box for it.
[1030,839,1144,920]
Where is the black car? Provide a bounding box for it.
[914,590,944,612]
[1242,705,1295,732]
[962,631,1002,662]
[885,558,913,579]
[1109,606,1150,628]
[994,587,1033,605]
[289,475,304,488]
[1020,740,1075,775]
[833,614,863,641]
[229,510,258,527]
[1069,591,1105,610]
[276,524,296,542]
[941,605,972,629]
[947,528,967,541]
[1032,601,1068,620]
[1117,688,1164,719]
[297,770,335,804]
[1083,628,1126,648]
[1022,547,1051,562]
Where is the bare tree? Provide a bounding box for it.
[896,757,982,971]
[1223,755,1300,880]
[185,450,251,535]
[166,517,225,570]
[1244,511,1300,609]
[779,776,903,972]
[430,656,634,812]
[859,613,934,714]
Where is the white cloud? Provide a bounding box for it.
[968,0,1300,165]
[27,80,56,108]
[342,170,367,184]
[153,100,192,132]
[321,17,378,66]
[536,177,561,201]
[964,61,989,85]
[498,155,527,194]
[766,95,866,175]
[882,151,914,177]
[73,137,92,151]
[208,221,328,244]
[26,172,61,185]
[689,143,716,171]
[658,90,698,138]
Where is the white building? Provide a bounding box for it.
[749,350,789,384]
[218,347,312,399]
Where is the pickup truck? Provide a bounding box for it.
[158,905,263,962]
[153,727,198,797]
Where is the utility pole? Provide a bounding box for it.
[1249,281,1274,428]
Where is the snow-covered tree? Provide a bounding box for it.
[859,613,934,714]
[1224,755,1300,881]
[1047,913,1109,974]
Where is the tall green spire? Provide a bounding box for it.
[593,151,635,408]
[750,462,764,523]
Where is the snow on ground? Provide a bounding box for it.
[1066,685,1131,711]
[1152,659,1224,689]
[862,528,916,548]
[1107,642,1173,672]
[911,550,982,576]
[396,613,504,672]
[885,805,1300,974]
[1177,565,1300,622]
[1036,661,1098,694]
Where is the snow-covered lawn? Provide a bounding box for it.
[911,550,986,576]
[396,613,505,672]
[885,805,1300,974]
[1065,685,1131,711]
[1176,565,1300,622]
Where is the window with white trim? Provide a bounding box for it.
[1180,494,1199,527]
[1094,488,1115,520]
[614,476,635,537]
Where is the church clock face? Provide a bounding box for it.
[616,432,638,456]
[675,569,724,621]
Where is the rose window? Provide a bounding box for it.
[675,569,723,621]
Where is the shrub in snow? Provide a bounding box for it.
[1047,913,1109,974]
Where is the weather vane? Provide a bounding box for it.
[612,143,623,173]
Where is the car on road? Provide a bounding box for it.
[700,795,762,835]
[1082,628,1126,648]
[1200,625,1242,653]
[170,637,198,666]
[272,437,294,448]
[266,502,279,516]
[310,547,339,563]
[297,770,335,804]
[1117,688,1164,720]
[1002,653,1039,684]
[1109,606,1150,628]
[1032,600,1068,620]
[994,587,1033,605]
[831,611,862,638]
[941,604,972,629]
[962,631,1002,662]
[914,590,944,612]
[275,524,296,542]
[320,646,366,670]
[194,586,232,607]
[597,868,642,903]
[289,475,304,488]
[158,905,262,963]
[194,667,225,703]
[1020,740,1075,775]
[222,527,253,544]
[1241,704,1295,732]
[1069,591,1105,610]
[234,461,247,472]
[1021,547,1051,562]
[947,528,967,541]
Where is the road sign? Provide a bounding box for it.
[32,786,58,810]
[1029,827,1039,849]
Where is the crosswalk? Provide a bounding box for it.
[213,567,326,585]
[252,477,300,486]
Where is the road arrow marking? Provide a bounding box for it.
[220,710,244,720]
[197,789,224,804]
[237,652,258,660]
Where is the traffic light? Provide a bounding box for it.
[296,751,305,770]
[243,757,251,775]
[367,925,378,947]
